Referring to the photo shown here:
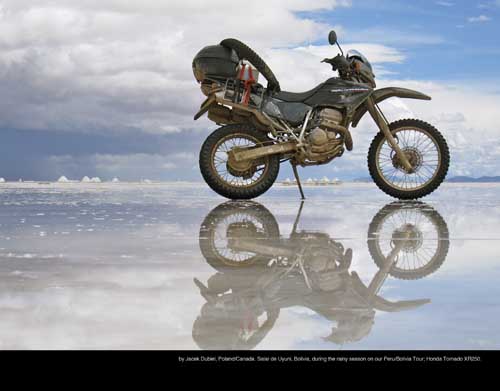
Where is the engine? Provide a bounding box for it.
[300,108,352,165]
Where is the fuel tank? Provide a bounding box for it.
[304,78,373,112]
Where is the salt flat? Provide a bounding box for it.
[0,182,499,350]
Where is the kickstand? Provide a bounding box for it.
[291,200,304,235]
[291,163,306,200]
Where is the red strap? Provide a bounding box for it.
[238,63,246,80]
[248,66,254,82]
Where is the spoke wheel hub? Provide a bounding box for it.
[391,224,423,253]
[227,148,257,179]
[392,147,423,174]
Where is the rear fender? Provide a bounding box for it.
[193,94,216,120]
[351,87,431,128]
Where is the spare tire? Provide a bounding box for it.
[220,38,281,92]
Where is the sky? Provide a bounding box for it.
[1,0,500,181]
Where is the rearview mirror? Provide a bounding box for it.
[328,30,337,46]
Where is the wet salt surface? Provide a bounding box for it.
[0,182,499,350]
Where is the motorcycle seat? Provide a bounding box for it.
[274,83,325,103]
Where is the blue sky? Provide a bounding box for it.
[0,1,499,181]
[324,0,500,82]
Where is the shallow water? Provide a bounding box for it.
[0,182,499,350]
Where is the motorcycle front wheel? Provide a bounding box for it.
[199,123,280,199]
[368,119,450,199]
[367,201,449,280]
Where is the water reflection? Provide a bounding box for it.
[193,201,450,350]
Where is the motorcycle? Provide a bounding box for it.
[192,31,450,200]
[193,201,450,349]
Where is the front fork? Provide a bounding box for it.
[365,97,413,172]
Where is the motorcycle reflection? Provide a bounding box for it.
[193,201,449,349]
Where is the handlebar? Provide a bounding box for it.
[321,54,350,73]
[321,54,376,87]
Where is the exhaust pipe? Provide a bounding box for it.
[228,142,297,162]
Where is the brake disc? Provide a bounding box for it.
[392,147,423,173]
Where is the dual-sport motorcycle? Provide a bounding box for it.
[192,31,450,200]
[193,201,450,349]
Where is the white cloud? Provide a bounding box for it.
[468,15,491,23]
[436,1,454,6]
[0,1,352,134]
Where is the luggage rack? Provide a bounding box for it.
[221,76,266,110]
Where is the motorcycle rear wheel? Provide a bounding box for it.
[199,124,280,199]
[368,119,449,199]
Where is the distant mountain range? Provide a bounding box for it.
[352,176,500,183]
[446,176,500,183]
[353,177,372,182]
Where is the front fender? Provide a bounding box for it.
[351,87,431,128]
